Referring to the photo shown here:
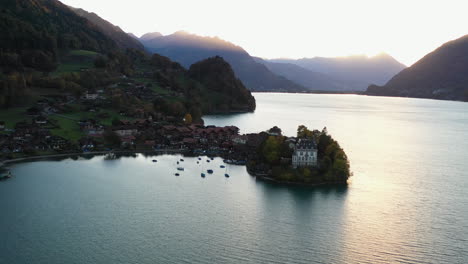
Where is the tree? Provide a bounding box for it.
[103,130,121,148]
[94,56,107,68]
[262,136,283,164]
[111,118,121,126]
[184,113,193,124]
[297,125,313,138]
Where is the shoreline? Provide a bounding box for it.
[1,151,348,188]
[247,167,348,187]
[0,149,190,167]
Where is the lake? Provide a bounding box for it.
[1,93,468,263]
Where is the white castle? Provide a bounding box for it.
[292,139,318,168]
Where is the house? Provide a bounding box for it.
[182,138,198,145]
[121,136,136,147]
[231,135,247,145]
[292,139,318,168]
[34,116,47,125]
[84,91,99,100]
[79,138,95,151]
[285,137,297,149]
[48,136,68,150]
[113,125,138,137]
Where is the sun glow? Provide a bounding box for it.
[60,0,468,66]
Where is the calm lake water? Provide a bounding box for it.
[1,93,468,263]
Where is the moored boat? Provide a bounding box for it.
[0,171,12,181]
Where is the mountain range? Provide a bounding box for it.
[139,31,406,92]
[0,0,255,114]
[2,0,468,102]
[264,54,406,91]
[140,31,305,92]
[366,35,468,101]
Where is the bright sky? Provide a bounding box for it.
[60,0,468,66]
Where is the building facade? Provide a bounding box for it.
[292,139,318,168]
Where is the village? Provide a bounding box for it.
[0,100,318,171]
[0,73,322,176]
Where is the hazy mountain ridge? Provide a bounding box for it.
[254,58,349,91]
[140,31,306,92]
[366,35,468,101]
[267,54,406,91]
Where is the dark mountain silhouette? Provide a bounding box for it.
[0,0,118,65]
[188,56,256,112]
[140,31,305,92]
[269,53,406,91]
[367,35,468,101]
[70,7,145,51]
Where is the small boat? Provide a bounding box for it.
[152,160,157,162]
[225,174,230,178]
[177,167,184,171]
[175,173,180,176]
[104,152,117,160]
[0,171,12,181]
[201,173,206,178]
[207,169,214,174]
[220,165,225,168]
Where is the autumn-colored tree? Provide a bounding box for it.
[262,136,283,164]
[184,113,193,124]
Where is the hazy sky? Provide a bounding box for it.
[60,0,468,66]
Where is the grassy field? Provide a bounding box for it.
[134,77,170,95]
[53,50,100,76]
[68,50,99,57]
[0,107,31,128]
[50,116,84,143]
[54,108,134,127]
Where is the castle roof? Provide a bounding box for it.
[296,138,317,150]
